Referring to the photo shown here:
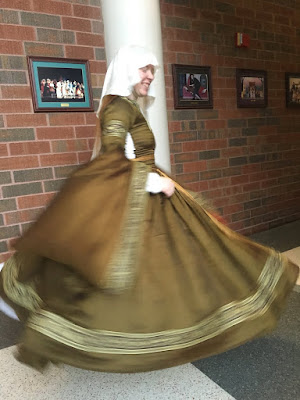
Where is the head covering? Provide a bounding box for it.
[92,45,159,159]
[96,45,159,117]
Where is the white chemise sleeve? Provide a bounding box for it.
[124,132,136,160]
[124,133,164,194]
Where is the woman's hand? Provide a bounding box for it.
[145,173,175,197]
[160,177,175,198]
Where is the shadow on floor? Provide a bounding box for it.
[193,291,300,400]
[0,311,23,350]
[250,219,300,252]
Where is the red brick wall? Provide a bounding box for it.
[161,0,300,234]
[0,1,105,262]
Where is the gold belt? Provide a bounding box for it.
[131,155,155,162]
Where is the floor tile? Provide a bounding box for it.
[0,349,234,400]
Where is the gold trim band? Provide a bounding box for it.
[101,161,150,291]
[27,251,285,355]
[102,119,127,139]
[2,253,42,312]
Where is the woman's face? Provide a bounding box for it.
[133,64,155,97]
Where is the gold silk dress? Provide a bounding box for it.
[0,96,298,372]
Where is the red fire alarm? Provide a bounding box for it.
[235,32,250,48]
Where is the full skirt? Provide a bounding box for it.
[0,155,298,372]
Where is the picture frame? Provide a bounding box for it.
[27,56,94,112]
[285,72,300,107]
[172,64,213,109]
[236,69,267,108]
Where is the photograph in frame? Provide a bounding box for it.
[172,64,213,109]
[27,56,94,112]
[285,72,300,107]
[236,69,267,108]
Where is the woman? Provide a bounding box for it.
[187,73,200,99]
[0,45,298,373]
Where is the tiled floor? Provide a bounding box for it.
[193,289,300,400]
[0,352,234,400]
[0,220,299,400]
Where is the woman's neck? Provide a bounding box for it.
[127,90,138,101]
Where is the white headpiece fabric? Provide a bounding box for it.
[96,45,159,116]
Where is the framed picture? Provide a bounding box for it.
[172,64,213,109]
[285,72,300,107]
[236,69,267,108]
[27,56,94,112]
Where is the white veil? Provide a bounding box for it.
[96,45,159,116]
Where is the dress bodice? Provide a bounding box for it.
[100,96,156,167]
[122,98,156,162]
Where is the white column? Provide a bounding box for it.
[101,0,171,173]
